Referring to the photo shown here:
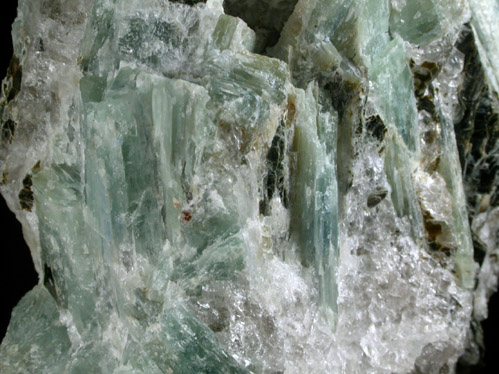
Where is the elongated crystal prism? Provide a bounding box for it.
[1,0,498,373]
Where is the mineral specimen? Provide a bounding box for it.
[0,0,498,373]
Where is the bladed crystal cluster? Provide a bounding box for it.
[0,0,498,373]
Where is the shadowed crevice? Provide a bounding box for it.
[223,0,298,53]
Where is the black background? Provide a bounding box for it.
[0,1,497,372]
[1,0,40,341]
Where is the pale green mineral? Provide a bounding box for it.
[290,83,339,318]
[1,0,498,373]
[469,0,499,92]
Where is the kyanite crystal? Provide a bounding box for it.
[290,82,339,318]
[1,0,498,373]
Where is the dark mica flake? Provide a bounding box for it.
[1,119,16,144]
[5,55,22,102]
[367,188,387,208]
[18,174,34,211]
[365,115,386,141]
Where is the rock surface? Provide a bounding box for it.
[0,0,497,373]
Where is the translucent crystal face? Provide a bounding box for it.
[0,0,497,373]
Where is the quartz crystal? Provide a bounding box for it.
[1,0,498,373]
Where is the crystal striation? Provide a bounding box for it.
[0,0,498,373]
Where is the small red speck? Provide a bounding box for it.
[182,210,192,222]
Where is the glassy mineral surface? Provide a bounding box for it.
[0,0,498,373]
